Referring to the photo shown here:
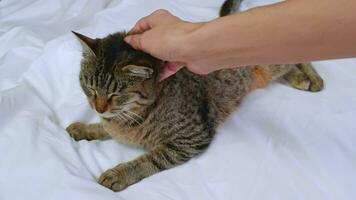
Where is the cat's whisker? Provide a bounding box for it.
[111,110,131,124]
[115,112,125,120]
[117,112,131,127]
[127,112,144,125]
[125,110,144,122]
[118,112,133,127]
[122,111,141,126]
[119,113,127,121]
[121,112,138,125]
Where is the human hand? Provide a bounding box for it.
[124,10,206,80]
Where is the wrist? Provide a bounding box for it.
[175,22,206,63]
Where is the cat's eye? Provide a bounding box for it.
[108,93,119,100]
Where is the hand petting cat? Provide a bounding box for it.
[124,10,209,80]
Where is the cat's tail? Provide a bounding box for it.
[219,0,243,17]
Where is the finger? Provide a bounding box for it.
[148,9,177,26]
[124,34,144,50]
[128,16,151,35]
[128,10,177,35]
[159,62,184,81]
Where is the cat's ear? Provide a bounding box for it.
[122,65,154,79]
[72,31,98,57]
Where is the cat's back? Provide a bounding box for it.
[163,67,253,124]
[156,67,253,130]
[204,67,252,123]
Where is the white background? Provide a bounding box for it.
[0,0,355,199]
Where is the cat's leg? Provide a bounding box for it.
[66,123,109,141]
[98,143,201,191]
[249,64,293,90]
[268,64,295,80]
[283,63,324,92]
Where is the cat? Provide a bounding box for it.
[66,1,323,192]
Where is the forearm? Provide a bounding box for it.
[183,0,356,69]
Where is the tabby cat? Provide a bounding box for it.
[67,0,323,192]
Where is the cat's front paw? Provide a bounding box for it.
[98,168,128,192]
[66,122,87,141]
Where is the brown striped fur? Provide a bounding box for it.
[66,3,323,191]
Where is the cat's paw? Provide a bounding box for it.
[309,77,324,92]
[98,168,128,192]
[66,122,87,141]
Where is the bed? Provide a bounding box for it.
[1,0,355,199]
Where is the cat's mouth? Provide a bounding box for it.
[92,102,133,119]
[97,109,144,125]
[97,111,119,119]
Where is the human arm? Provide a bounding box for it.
[125,0,356,79]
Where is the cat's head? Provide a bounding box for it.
[73,31,162,119]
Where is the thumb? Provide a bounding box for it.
[124,34,144,50]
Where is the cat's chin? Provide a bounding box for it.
[97,112,119,119]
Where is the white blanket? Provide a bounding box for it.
[1,0,355,199]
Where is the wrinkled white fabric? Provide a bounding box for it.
[0,0,355,199]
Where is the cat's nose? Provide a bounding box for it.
[95,98,108,114]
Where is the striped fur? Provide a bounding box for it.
[67,16,323,191]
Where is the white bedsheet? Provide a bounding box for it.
[1,0,355,199]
